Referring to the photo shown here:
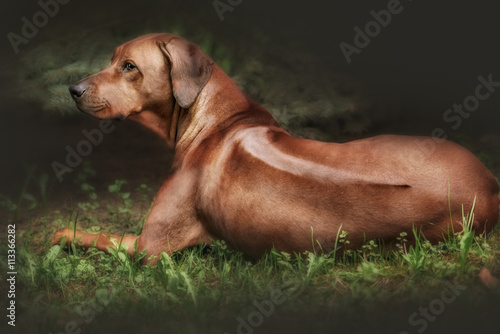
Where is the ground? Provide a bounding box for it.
[1,99,499,334]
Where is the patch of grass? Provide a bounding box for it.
[2,171,499,333]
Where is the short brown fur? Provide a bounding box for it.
[53,33,500,263]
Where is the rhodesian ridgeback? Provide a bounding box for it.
[53,33,499,263]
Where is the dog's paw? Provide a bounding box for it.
[51,229,73,245]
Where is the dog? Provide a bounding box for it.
[52,33,499,263]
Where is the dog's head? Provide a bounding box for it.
[69,33,214,120]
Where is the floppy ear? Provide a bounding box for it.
[159,38,214,108]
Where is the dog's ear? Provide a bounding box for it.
[159,38,214,108]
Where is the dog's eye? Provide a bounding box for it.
[123,62,137,72]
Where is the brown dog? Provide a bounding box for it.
[52,33,499,263]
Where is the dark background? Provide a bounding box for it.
[3,0,500,123]
[1,0,500,192]
[1,0,499,333]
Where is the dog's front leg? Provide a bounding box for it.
[51,229,139,256]
[133,174,212,265]
[52,172,211,265]
[135,218,211,265]
[51,219,208,265]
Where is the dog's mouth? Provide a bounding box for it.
[73,104,111,121]
[77,104,127,121]
[76,103,107,114]
[90,105,107,113]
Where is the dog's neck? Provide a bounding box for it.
[131,65,276,154]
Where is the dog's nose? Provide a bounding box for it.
[69,83,86,99]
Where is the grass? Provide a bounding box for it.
[1,163,499,333]
[2,180,500,333]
